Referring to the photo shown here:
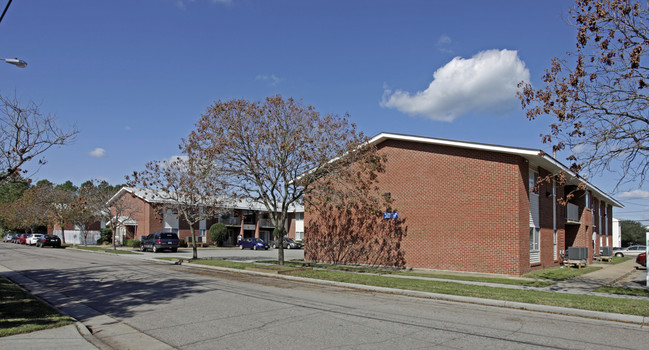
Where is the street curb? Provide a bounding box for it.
[172,259,649,326]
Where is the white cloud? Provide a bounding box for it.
[175,0,231,11]
[619,189,649,199]
[256,74,283,87]
[436,34,453,54]
[380,49,530,122]
[163,155,188,164]
[124,125,132,131]
[89,148,106,158]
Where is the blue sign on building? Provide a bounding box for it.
[383,212,399,219]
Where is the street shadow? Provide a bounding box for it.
[14,264,215,320]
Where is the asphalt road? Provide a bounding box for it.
[1,243,648,350]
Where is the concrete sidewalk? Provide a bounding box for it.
[548,258,647,293]
[1,256,647,349]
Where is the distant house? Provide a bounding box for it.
[107,187,303,245]
[305,133,623,275]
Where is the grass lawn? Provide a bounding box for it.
[156,257,253,270]
[593,286,649,298]
[73,246,140,254]
[258,260,554,287]
[154,258,648,316]
[523,266,602,280]
[287,269,649,316]
[0,277,73,337]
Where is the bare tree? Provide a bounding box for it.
[0,94,78,183]
[81,180,131,250]
[127,156,226,259]
[185,95,373,265]
[518,0,649,188]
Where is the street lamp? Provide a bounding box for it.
[1,57,27,68]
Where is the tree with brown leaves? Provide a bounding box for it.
[519,0,649,188]
[185,95,372,265]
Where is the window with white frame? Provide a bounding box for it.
[529,167,541,263]
[529,227,540,252]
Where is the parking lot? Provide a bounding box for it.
[128,246,305,261]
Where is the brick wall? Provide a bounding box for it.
[304,138,612,275]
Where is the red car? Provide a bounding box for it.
[15,234,28,244]
[636,252,646,268]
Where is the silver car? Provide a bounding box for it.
[613,245,647,257]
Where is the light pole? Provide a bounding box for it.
[1,57,27,68]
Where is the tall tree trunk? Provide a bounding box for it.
[190,225,198,259]
[278,227,285,265]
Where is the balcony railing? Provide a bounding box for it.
[566,202,580,223]
[259,219,274,227]
[219,217,241,225]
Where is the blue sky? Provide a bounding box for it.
[1,0,647,221]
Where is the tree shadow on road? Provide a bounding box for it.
[14,263,216,320]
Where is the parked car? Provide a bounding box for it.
[613,245,647,257]
[636,253,647,268]
[238,237,269,250]
[3,233,16,242]
[141,232,179,253]
[15,234,28,244]
[26,234,45,245]
[36,235,62,248]
[271,237,303,249]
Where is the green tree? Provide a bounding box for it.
[519,0,649,188]
[209,223,228,247]
[620,220,647,246]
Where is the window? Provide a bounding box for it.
[529,227,540,251]
[529,169,539,193]
[199,229,206,237]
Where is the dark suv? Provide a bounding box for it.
[141,232,179,253]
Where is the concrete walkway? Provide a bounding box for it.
[2,256,647,349]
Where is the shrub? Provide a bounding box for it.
[209,223,228,246]
[124,239,141,248]
[179,238,187,247]
[97,228,113,245]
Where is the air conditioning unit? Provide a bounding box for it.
[567,247,588,260]
[600,247,612,257]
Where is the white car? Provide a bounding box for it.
[613,245,647,257]
[26,234,45,245]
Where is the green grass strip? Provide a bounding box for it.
[287,269,649,316]
[257,260,553,287]
[523,266,602,281]
[74,246,140,254]
[593,286,649,298]
[0,277,73,337]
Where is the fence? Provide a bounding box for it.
[52,230,101,245]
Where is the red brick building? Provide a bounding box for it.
[305,133,622,275]
[107,187,302,246]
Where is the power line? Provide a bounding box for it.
[0,0,13,25]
